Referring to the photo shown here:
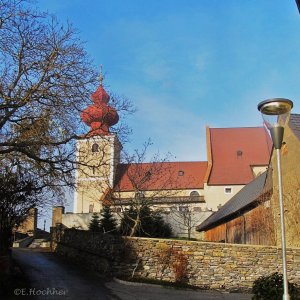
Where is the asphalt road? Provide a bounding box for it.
[11,249,253,300]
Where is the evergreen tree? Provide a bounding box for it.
[99,205,118,234]
[119,203,172,238]
[146,212,173,238]
[88,213,101,232]
[119,205,136,236]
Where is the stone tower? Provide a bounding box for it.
[73,72,121,213]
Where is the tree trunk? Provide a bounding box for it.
[0,226,12,255]
[130,216,140,237]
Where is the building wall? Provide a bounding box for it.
[112,188,204,200]
[56,208,212,239]
[52,228,300,292]
[251,165,268,177]
[270,125,300,248]
[203,183,244,211]
[62,213,94,230]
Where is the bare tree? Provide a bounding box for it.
[0,0,133,198]
[169,204,209,240]
[0,170,40,254]
[0,0,94,194]
[0,0,134,249]
[110,140,178,237]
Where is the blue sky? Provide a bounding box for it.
[35,0,300,162]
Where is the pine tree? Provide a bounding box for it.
[119,205,136,236]
[99,205,118,234]
[119,203,172,238]
[88,213,101,232]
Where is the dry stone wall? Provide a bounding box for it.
[51,228,300,292]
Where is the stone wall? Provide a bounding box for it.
[17,208,37,235]
[51,228,300,292]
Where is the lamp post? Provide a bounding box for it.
[257,98,293,300]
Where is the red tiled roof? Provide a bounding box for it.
[114,161,208,191]
[207,127,272,185]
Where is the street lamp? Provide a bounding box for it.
[257,98,293,300]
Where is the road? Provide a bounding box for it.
[11,249,252,300]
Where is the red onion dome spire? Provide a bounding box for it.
[81,66,119,136]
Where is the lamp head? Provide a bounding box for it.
[257,98,293,129]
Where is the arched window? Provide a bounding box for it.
[190,191,200,197]
[135,191,145,199]
[92,143,99,153]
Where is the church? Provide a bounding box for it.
[53,76,272,239]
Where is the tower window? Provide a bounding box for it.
[178,170,184,176]
[92,143,99,152]
[89,204,94,213]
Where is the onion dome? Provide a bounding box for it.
[81,67,119,136]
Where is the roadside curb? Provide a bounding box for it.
[113,277,222,294]
[113,277,164,288]
[112,277,254,297]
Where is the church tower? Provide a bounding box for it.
[73,71,121,213]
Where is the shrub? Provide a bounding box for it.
[252,272,300,300]
[88,213,101,232]
[173,252,188,283]
[157,247,188,284]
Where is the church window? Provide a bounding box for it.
[190,191,200,198]
[224,187,232,194]
[89,204,94,213]
[92,143,99,152]
[135,191,145,199]
[178,170,184,176]
[193,207,202,212]
[179,206,188,212]
[170,206,178,212]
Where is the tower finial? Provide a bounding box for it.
[99,64,103,86]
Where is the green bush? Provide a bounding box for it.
[252,272,300,300]
[119,204,172,238]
